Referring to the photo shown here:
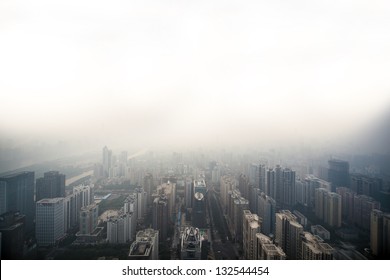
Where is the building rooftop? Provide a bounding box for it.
[129,241,152,257]
[36,197,64,204]
[0,171,34,179]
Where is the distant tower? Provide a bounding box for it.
[36,171,65,201]
[143,173,154,207]
[281,168,296,207]
[328,159,349,191]
[135,187,147,220]
[102,146,112,178]
[266,168,276,199]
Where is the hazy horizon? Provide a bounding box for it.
[1,0,390,160]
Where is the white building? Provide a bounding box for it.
[36,198,65,246]
[107,213,135,243]
[243,210,261,260]
[79,203,99,234]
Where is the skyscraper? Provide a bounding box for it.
[152,196,169,241]
[192,192,206,229]
[0,172,35,235]
[266,168,276,198]
[227,189,249,242]
[281,168,296,207]
[220,175,235,214]
[35,198,65,246]
[36,171,65,201]
[328,159,349,191]
[102,146,112,178]
[135,187,147,220]
[143,173,154,207]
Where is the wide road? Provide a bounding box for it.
[207,187,239,260]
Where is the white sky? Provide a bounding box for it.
[1,0,390,149]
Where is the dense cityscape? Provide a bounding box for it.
[1,0,390,266]
[0,146,389,260]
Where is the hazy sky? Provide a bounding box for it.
[1,0,390,150]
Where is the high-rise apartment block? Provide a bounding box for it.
[351,174,381,197]
[243,210,261,260]
[280,168,296,207]
[107,213,135,243]
[304,175,332,208]
[220,175,236,214]
[315,188,342,228]
[301,232,333,260]
[257,192,276,236]
[275,210,303,260]
[336,187,355,224]
[256,233,286,260]
[353,195,380,230]
[370,209,390,257]
[227,189,249,242]
[78,203,99,235]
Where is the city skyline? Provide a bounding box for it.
[0,144,389,260]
